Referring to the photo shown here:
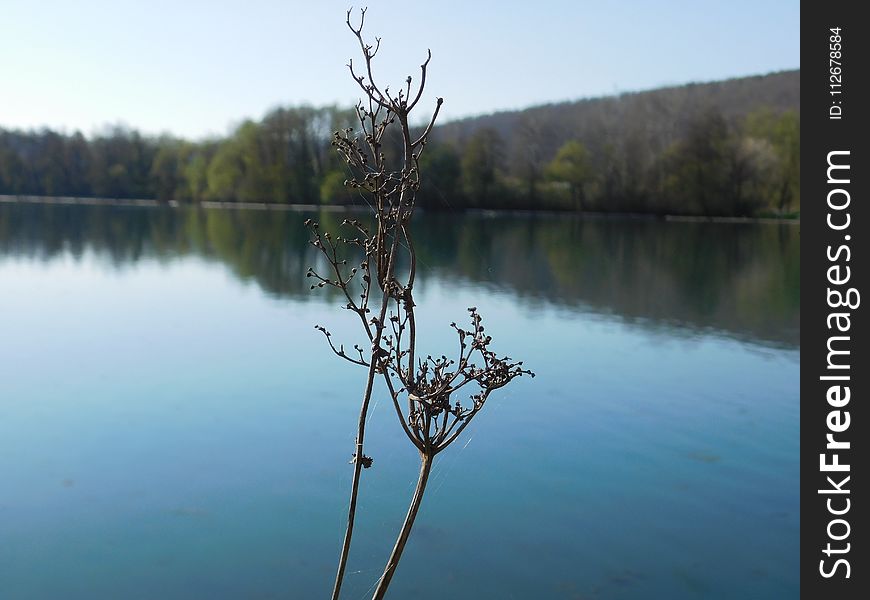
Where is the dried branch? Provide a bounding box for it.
[314,325,370,367]
[307,10,532,599]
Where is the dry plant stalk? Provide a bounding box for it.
[307,9,533,599]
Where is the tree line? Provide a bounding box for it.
[430,106,798,217]
[0,105,356,204]
[0,71,799,216]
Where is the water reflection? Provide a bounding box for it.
[0,201,799,599]
[0,203,798,348]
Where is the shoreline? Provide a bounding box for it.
[0,195,800,224]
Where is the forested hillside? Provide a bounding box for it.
[0,70,799,216]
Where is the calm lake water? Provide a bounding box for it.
[0,203,799,599]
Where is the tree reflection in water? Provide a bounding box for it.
[0,203,798,348]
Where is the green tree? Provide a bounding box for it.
[0,143,26,194]
[659,109,733,215]
[461,128,502,206]
[205,135,246,201]
[416,143,462,209]
[89,127,155,198]
[546,140,592,210]
[63,132,92,196]
[510,114,548,203]
[319,170,354,204]
[206,120,278,202]
[33,131,69,196]
[744,108,800,213]
[150,140,184,201]
[727,136,779,215]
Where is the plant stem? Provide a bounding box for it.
[371,452,433,599]
[332,233,402,600]
[330,370,376,600]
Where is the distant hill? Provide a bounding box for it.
[414,70,799,215]
[433,70,799,158]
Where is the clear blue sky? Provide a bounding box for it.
[1,0,799,139]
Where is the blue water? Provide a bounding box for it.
[0,204,799,599]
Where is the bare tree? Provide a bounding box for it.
[306,10,533,599]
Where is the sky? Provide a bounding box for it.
[1,0,800,139]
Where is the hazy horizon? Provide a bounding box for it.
[1,67,798,141]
